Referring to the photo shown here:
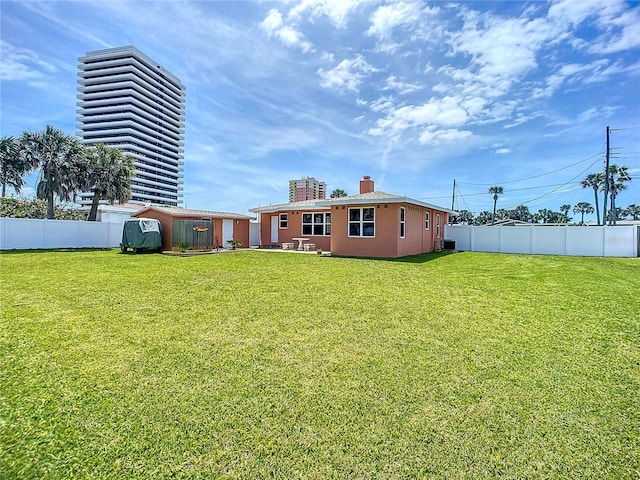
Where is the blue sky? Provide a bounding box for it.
[1,0,639,220]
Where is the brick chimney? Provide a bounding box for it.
[359,176,375,194]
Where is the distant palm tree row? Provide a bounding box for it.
[454,202,638,226]
[454,167,634,226]
[0,125,134,220]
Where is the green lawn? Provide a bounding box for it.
[1,249,638,479]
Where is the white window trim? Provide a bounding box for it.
[425,211,430,230]
[436,213,441,238]
[400,207,406,239]
[302,212,331,237]
[348,206,376,238]
[279,213,288,229]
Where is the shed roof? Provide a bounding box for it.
[133,206,254,220]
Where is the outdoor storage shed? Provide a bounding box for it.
[132,206,254,251]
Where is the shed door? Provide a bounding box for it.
[271,216,279,243]
[222,219,234,248]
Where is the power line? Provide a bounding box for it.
[457,150,604,186]
[454,155,604,213]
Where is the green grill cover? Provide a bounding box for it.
[122,218,162,250]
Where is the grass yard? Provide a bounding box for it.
[1,249,638,479]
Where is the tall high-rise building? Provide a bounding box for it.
[289,177,327,202]
[77,46,186,207]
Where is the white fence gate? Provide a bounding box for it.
[0,217,122,250]
[445,225,639,258]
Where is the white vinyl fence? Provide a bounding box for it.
[445,225,639,258]
[0,217,122,250]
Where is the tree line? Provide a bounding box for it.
[454,166,635,226]
[0,125,134,220]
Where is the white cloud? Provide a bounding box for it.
[547,0,639,54]
[260,8,314,53]
[538,59,625,97]
[590,7,640,53]
[318,54,377,93]
[547,0,604,26]
[367,2,421,40]
[496,148,512,154]
[452,13,557,86]
[260,8,284,35]
[577,106,617,123]
[369,95,395,113]
[0,41,55,81]
[504,114,535,129]
[368,96,471,141]
[289,0,366,28]
[418,128,472,146]
[383,75,422,95]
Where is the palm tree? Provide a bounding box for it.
[581,173,603,225]
[19,125,90,219]
[605,165,631,225]
[473,211,493,225]
[488,186,503,225]
[85,144,135,221]
[511,204,531,222]
[573,202,594,225]
[0,136,35,197]
[559,204,571,223]
[625,204,640,220]
[537,208,554,224]
[454,209,474,224]
[330,188,348,198]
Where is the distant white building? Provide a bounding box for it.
[76,46,186,207]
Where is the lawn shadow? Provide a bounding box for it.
[384,251,458,264]
[329,251,458,264]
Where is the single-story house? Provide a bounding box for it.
[250,176,456,258]
[132,206,254,251]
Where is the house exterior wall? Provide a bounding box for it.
[233,219,250,248]
[329,203,449,258]
[258,211,331,251]
[422,208,447,253]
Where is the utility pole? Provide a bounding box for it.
[451,179,456,211]
[603,126,610,225]
[450,179,456,225]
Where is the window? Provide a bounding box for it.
[436,213,441,238]
[348,207,375,237]
[279,213,288,229]
[400,207,406,238]
[302,212,331,236]
[425,212,430,230]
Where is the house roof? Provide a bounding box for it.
[317,191,457,214]
[249,199,331,214]
[133,206,254,220]
[250,190,456,215]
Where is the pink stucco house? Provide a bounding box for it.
[250,176,456,258]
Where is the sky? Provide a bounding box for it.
[1,0,639,221]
